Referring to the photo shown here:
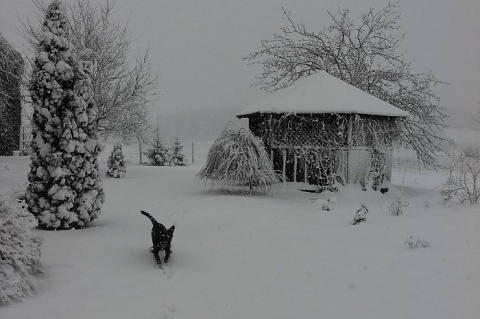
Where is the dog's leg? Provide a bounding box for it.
[164,247,172,263]
[153,246,162,265]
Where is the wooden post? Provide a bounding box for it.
[347,116,353,147]
[346,115,354,184]
[282,149,287,183]
[191,142,194,164]
[304,157,308,184]
[293,151,297,183]
[138,139,142,164]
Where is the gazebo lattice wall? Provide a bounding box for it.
[247,113,401,191]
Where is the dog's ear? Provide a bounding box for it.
[168,225,175,236]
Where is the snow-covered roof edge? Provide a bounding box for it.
[237,71,410,118]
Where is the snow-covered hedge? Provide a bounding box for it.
[106,144,126,178]
[0,195,44,305]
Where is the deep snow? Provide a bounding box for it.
[1,155,479,319]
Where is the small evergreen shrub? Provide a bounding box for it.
[169,137,186,166]
[353,203,368,225]
[0,194,44,305]
[145,135,168,166]
[106,144,126,178]
[322,197,337,211]
[389,196,409,216]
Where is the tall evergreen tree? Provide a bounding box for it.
[0,34,24,156]
[25,0,104,230]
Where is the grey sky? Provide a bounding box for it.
[1,0,479,135]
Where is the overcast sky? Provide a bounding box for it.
[1,0,479,132]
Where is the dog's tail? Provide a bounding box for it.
[140,210,158,225]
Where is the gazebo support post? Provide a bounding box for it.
[293,151,297,183]
[346,115,354,184]
[304,158,308,183]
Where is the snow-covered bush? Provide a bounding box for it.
[322,197,337,211]
[389,196,409,216]
[353,203,368,225]
[145,135,168,166]
[0,194,44,305]
[198,128,280,193]
[405,236,431,249]
[25,1,105,230]
[441,148,480,205]
[106,143,126,178]
[168,137,186,166]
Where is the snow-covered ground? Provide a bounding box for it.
[1,154,479,319]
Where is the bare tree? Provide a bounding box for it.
[245,3,449,166]
[0,35,23,104]
[0,34,24,155]
[20,0,157,141]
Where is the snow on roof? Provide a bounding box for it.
[237,71,410,118]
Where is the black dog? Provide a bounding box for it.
[140,210,175,266]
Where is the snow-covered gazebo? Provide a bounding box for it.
[237,71,409,191]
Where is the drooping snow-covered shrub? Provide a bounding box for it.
[168,136,186,166]
[25,1,104,230]
[106,143,126,178]
[198,128,280,193]
[0,194,44,305]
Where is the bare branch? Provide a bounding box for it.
[245,2,449,166]
[19,0,158,141]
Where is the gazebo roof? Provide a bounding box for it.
[237,71,409,118]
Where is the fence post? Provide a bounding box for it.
[138,139,143,164]
[191,142,194,164]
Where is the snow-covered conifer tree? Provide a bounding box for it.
[169,137,186,166]
[145,133,168,166]
[106,143,126,177]
[25,0,104,230]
